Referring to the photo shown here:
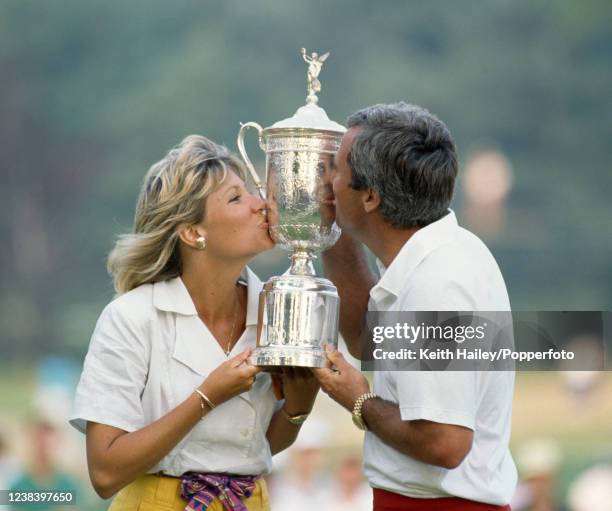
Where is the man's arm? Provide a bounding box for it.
[361,397,473,469]
[313,349,473,470]
[322,233,377,358]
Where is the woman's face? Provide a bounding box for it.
[202,171,274,259]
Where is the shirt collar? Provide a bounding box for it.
[371,209,459,301]
[152,266,262,327]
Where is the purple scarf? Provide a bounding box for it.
[180,472,260,511]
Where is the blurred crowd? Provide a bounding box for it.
[1,406,612,511]
[1,350,611,510]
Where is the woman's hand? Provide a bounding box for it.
[273,367,320,415]
[198,348,261,407]
[87,351,260,499]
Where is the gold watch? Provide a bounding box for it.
[281,407,309,425]
[352,392,377,431]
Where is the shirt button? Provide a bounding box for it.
[241,429,249,438]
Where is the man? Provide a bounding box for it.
[314,103,517,510]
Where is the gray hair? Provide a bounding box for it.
[346,102,458,228]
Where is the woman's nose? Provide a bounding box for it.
[251,195,267,213]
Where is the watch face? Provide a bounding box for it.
[289,414,308,425]
[352,414,367,431]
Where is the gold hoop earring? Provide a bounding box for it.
[196,236,206,250]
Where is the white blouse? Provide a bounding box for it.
[69,267,279,476]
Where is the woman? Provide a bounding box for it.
[70,135,320,511]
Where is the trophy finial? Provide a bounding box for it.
[301,48,330,105]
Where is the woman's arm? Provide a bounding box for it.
[87,392,205,498]
[265,409,302,456]
[265,368,320,455]
[87,349,259,499]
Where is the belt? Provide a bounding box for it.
[373,488,511,511]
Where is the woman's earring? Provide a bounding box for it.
[195,236,206,250]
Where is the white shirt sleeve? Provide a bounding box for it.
[395,371,478,430]
[69,301,151,434]
[394,276,480,430]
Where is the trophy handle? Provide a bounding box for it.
[237,122,266,200]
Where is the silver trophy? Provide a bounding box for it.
[237,49,345,368]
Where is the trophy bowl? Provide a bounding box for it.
[263,128,342,253]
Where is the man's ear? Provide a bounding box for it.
[177,224,207,249]
[362,189,381,214]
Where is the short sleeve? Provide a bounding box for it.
[395,371,478,430]
[394,280,479,431]
[69,301,151,434]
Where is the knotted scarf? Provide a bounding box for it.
[180,472,260,511]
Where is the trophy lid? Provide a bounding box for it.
[270,102,346,133]
[267,49,346,134]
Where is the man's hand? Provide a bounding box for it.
[312,346,370,411]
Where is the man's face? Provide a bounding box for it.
[332,127,365,233]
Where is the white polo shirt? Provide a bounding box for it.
[70,267,278,476]
[364,210,517,505]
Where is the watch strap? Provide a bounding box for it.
[352,392,377,430]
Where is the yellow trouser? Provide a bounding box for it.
[107,474,270,511]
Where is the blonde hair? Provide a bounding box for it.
[107,135,246,295]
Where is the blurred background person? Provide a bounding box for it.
[8,417,81,511]
[0,428,21,491]
[511,438,564,511]
[560,335,606,410]
[461,144,514,241]
[321,454,371,511]
[566,464,612,511]
[269,419,329,511]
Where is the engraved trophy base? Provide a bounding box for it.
[250,267,340,369]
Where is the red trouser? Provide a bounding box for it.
[373,488,512,511]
